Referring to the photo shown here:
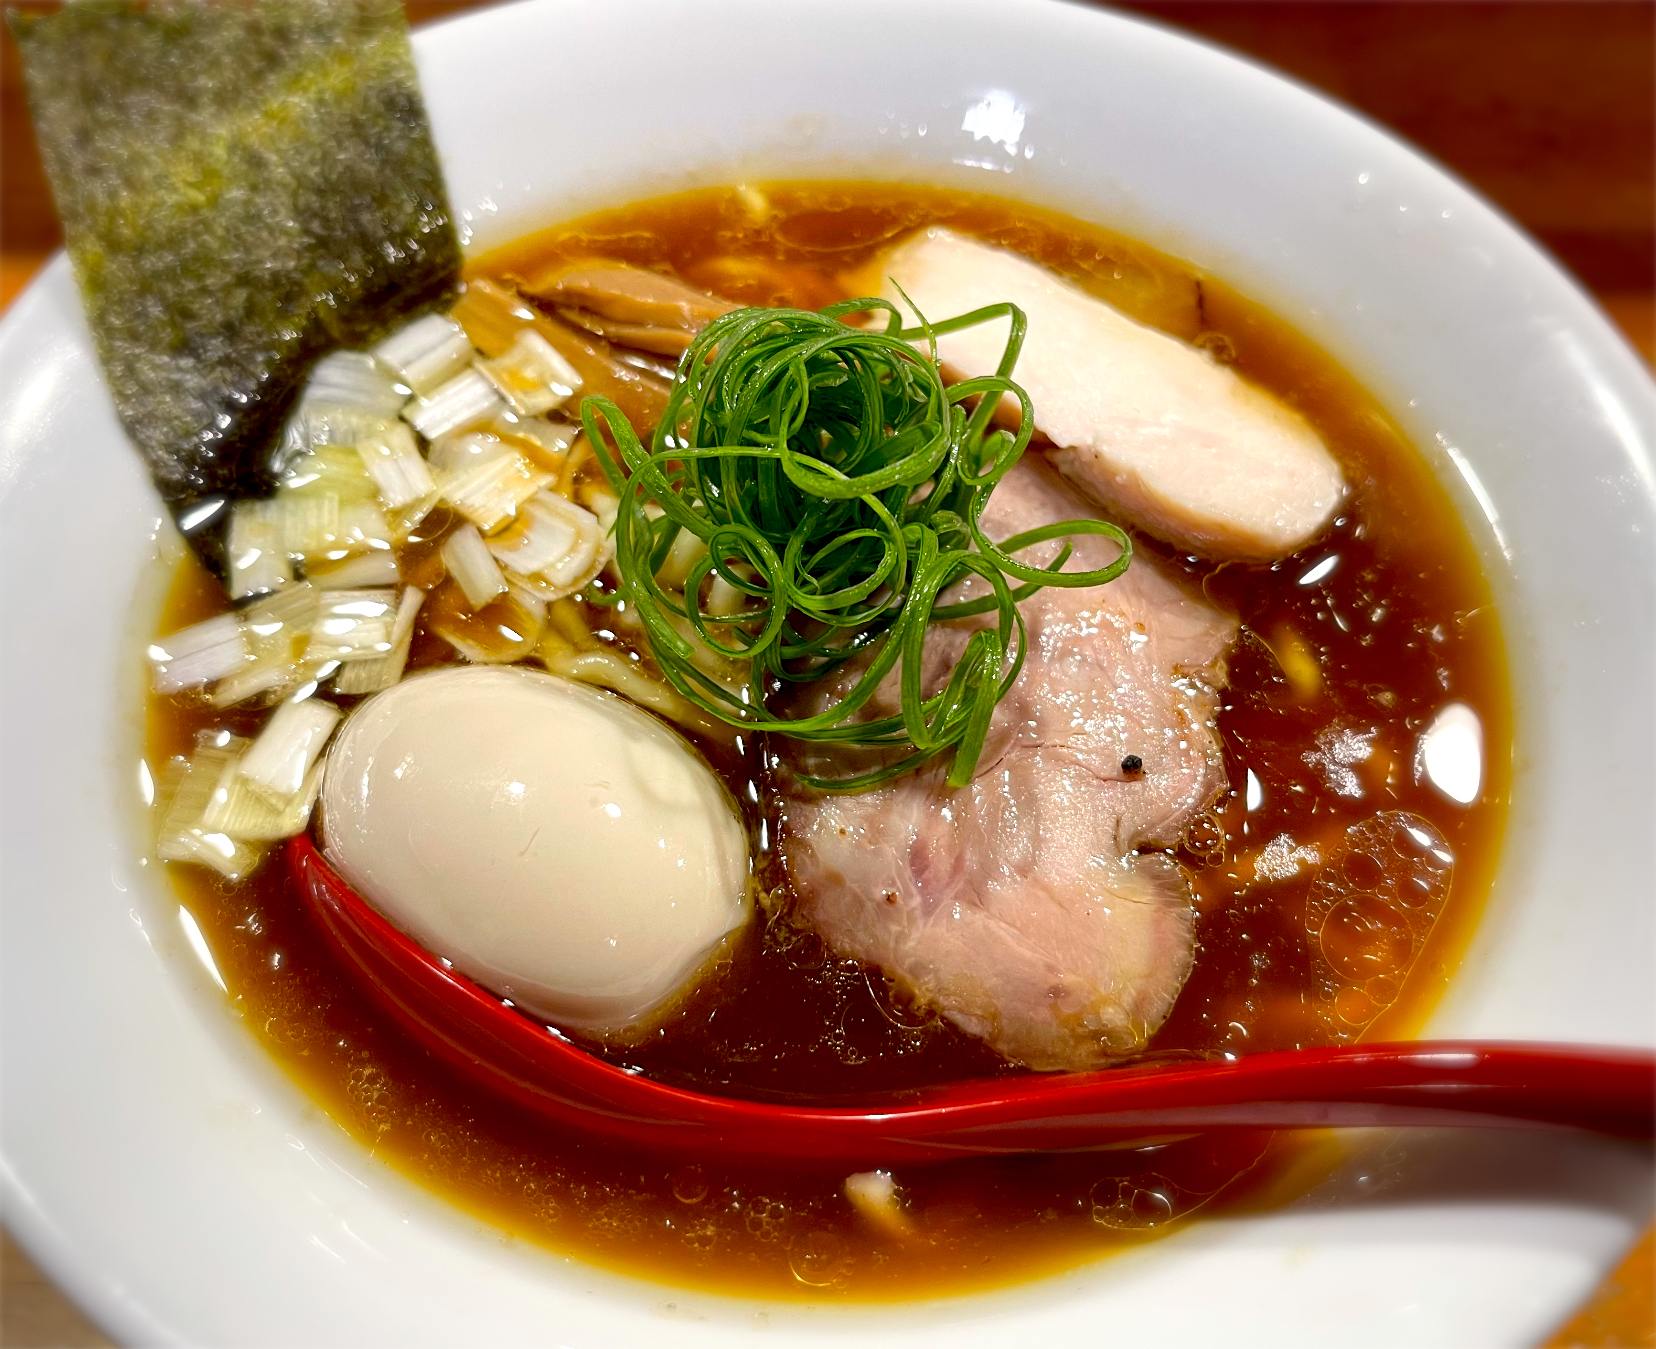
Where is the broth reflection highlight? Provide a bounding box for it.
[144,182,1508,1297]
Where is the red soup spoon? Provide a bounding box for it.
[289,836,1654,1167]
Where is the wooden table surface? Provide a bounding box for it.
[1,3,1650,1346]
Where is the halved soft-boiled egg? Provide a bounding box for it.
[319,665,751,1034]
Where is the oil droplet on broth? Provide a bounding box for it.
[1089,1176,1179,1230]
[1303,811,1456,1037]
[672,1166,709,1204]
[1318,893,1414,982]
[1334,983,1381,1026]
[789,1229,851,1287]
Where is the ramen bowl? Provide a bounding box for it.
[1,1,1652,1344]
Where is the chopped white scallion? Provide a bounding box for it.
[211,582,321,708]
[426,428,502,477]
[373,312,476,396]
[402,367,505,441]
[499,415,579,461]
[488,491,607,599]
[387,584,426,648]
[280,445,381,503]
[475,328,582,416]
[154,744,266,880]
[274,502,392,568]
[331,656,396,696]
[329,643,405,695]
[507,581,549,631]
[307,588,399,663]
[276,447,389,557]
[491,496,578,574]
[149,613,250,694]
[275,490,341,558]
[440,524,509,609]
[387,497,438,540]
[279,406,397,463]
[331,500,394,558]
[307,549,401,589]
[238,697,342,802]
[303,350,407,417]
[243,582,321,647]
[209,667,293,711]
[357,420,436,510]
[202,755,324,841]
[333,587,425,695]
[226,499,293,600]
[436,441,552,533]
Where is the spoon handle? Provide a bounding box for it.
[905,1042,1656,1154]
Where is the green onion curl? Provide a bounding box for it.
[579,294,1131,791]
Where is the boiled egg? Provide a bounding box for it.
[319,665,750,1034]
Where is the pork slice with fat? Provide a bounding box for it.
[777,459,1237,1071]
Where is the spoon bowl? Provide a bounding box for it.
[291,836,1655,1165]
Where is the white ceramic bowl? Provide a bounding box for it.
[2,1,1652,1344]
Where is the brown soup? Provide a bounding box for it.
[145,181,1509,1298]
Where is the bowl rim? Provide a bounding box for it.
[2,0,1652,1343]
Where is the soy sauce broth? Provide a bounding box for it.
[144,182,1509,1298]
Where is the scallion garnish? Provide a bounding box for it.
[581,297,1131,791]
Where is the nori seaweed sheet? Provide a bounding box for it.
[11,0,461,573]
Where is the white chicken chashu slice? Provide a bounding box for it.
[876,227,1346,561]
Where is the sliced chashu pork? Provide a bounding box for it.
[778,458,1237,1071]
[874,227,1345,562]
